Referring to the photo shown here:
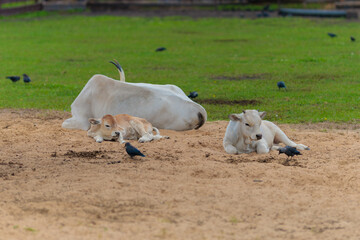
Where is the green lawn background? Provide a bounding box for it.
[0,13,359,123]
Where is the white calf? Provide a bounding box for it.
[223,110,310,154]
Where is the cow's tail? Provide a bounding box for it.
[109,59,126,82]
[194,112,205,130]
[152,127,161,136]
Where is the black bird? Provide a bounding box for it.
[278,146,302,160]
[277,81,287,91]
[262,4,270,11]
[188,91,198,99]
[351,36,356,42]
[328,33,337,38]
[155,47,166,52]
[257,11,269,18]
[125,142,145,158]
[23,74,31,83]
[6,76,20,82]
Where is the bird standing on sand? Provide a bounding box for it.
[125,142,145,158]
[278,146,302,160]
[6,76,20,82]
[277,81,287,91]
[188,91,198,99]
[328,33,337,38]
[23,74,31,83]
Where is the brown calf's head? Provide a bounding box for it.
[88,114,121,140]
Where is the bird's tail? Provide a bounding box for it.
[109,59,125,82]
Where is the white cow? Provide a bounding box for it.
[223,110,310,154]
[62,62,207,131]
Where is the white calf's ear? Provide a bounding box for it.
[259,111,267,119]
[229,114,242,121]
[89,118,100,125]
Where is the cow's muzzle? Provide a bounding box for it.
[256,134,262,140]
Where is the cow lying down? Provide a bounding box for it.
[88,114,168,143]
[223,110,310,154]
[62,61,207,131]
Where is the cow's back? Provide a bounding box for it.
[62,75,207,131]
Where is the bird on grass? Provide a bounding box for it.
[257,11,269,18]
[155,47,166,52]
[328,33,337,38]
[278,146,302,160]
[188,91,198,99]
[6,76,20,82]
[257,4,270,17]
[262,4,270,11]
[125,142,145,158]
[277,81,287,91]
[351,36,356,42]
[23,74,31,83]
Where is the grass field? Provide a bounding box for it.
[0,12,359,123]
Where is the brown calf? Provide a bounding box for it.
[87,114,167,143]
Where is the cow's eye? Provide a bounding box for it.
[245,123,250,127]
[105,124,111,128]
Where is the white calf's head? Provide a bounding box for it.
[229,110,266,141]
[87,114,122,140]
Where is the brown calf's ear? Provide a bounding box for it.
[259,111,267,119]
[229,114,242,121]
[89,118,100,125]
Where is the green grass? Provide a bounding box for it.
[0,12,359,123]
[1,0,37,9]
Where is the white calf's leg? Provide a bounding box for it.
[223,140,239,154]
[256,141,270,154]
[295,144,310,150]
[274,127,310,150]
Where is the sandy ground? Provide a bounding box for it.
[1,109,360,240]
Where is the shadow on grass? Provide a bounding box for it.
[196,99,259,105]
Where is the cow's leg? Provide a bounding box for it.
[94,135,104,143]
[223,140,239,154]
[129,120,153,143]
[115,131,125,144]
[274,127,310,150]
[255,140,270,154]
[151,127,169,140]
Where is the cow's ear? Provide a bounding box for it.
[89,118,100,125]
[229,114,242,122]
[259,111,266,119]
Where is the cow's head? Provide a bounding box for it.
[87,114,123,140]
[229,110,266,143]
